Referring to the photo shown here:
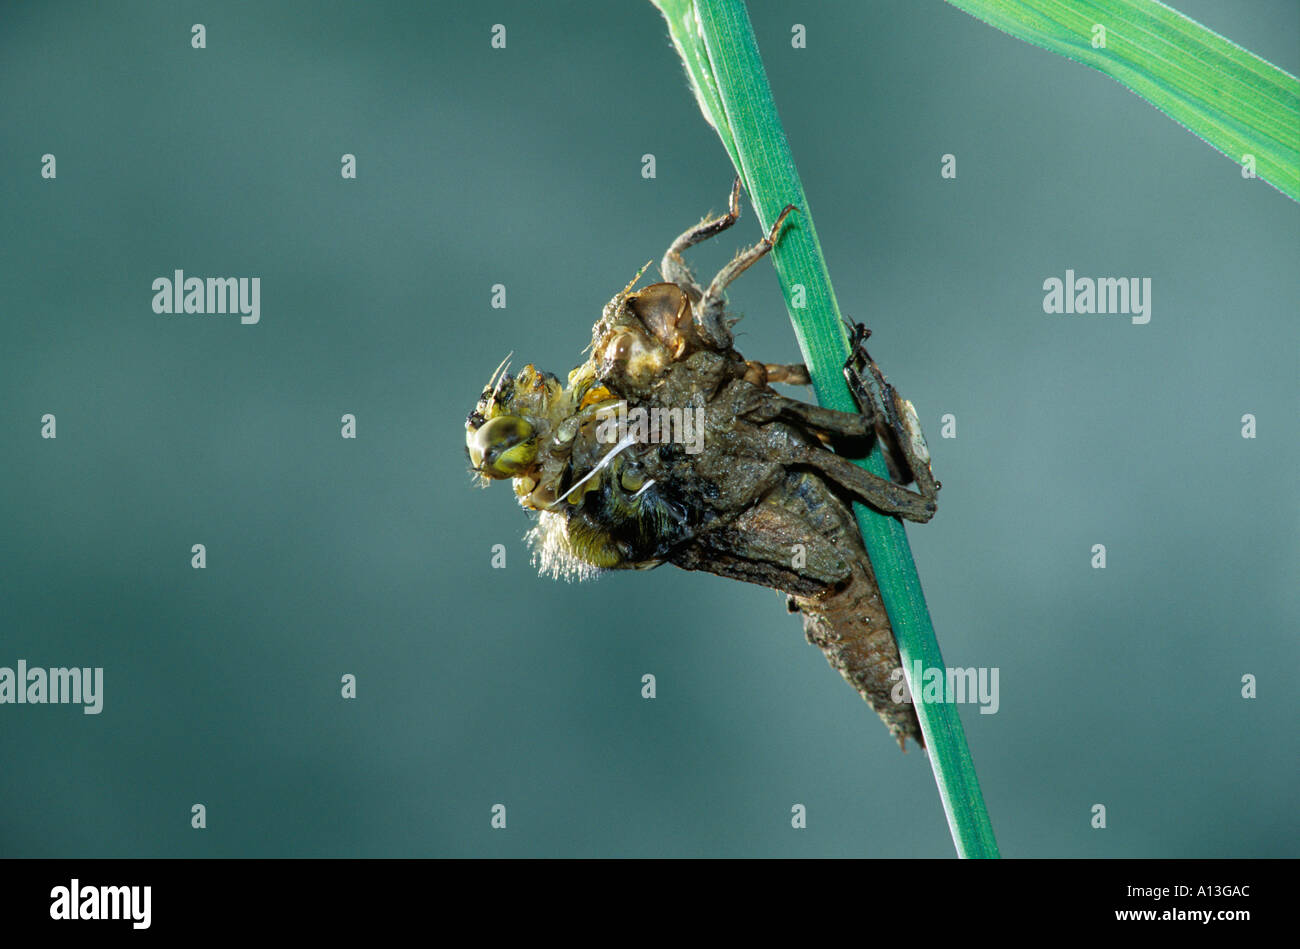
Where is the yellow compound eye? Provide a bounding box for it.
[469,415,537,479]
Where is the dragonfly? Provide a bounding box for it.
[465,180,940,748]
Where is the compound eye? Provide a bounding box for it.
[469,415,537,479]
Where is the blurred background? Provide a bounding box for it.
[1,0,1295,857]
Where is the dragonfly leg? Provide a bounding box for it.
[738,394,935,523]
[660,177,743,304]
[843,321,942,504]
[794,442,937,522]
[696,202,797,350]
[739,329,938,522]
[750,391,871,439]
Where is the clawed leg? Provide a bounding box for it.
[659,178,798,351]
[795,442,937,522]
[742,324,940,523]
[697,203,797,349]
[738,386,935,523]
[660,177,744,303]
[842,321,941,505]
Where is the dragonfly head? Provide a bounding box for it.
[468,414,537,480]
[466,355,562,484]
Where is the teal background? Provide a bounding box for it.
[1,0,1295,857]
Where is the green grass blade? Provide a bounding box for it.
[650,0,1000,859]
[945,0,1300,201]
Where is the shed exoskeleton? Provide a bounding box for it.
[466,180,939,747]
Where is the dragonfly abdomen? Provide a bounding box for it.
[795,556,923,750]
[775,469,924,749]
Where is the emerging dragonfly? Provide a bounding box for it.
[466,181,940,748]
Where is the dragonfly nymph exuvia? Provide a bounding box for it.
[465,180,940,748]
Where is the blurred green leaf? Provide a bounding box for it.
[946,0,1300,201]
